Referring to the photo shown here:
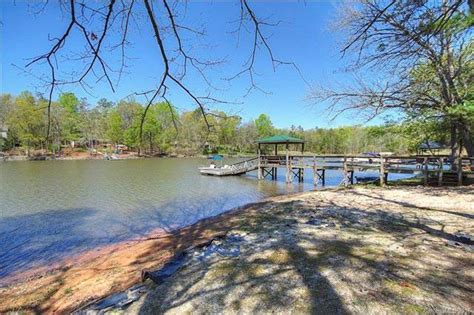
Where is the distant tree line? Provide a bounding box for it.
[0,92,450,156]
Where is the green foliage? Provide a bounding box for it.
[255,114,274,138]
[58,92,79,114]
[6,91,46,154]
[1,93,447,156]
[56,92,84,143]
[107,110,124,145]
[448,100,474,122]
[428,11,474,35]
[293,124,411,154]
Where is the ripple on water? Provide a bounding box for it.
[0,158,412,281]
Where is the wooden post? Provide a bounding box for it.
[286,144,290,183]
[322,169,326,186]
[257,146,262,180]
[349,156,354,185]
[343,156,348,186]
[458,157,463,186]
[438,157,443,187]
[380,156,385,187]
[423,157,428,186]
[313,155,317,187]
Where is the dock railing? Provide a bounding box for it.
[257,154,473,186]
[229,157,259,172]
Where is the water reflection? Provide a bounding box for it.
[0,158,411,281]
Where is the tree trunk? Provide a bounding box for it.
[449,121,459,170]
[461,122,473,157]
[460,121,474,169]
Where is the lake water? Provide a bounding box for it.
[0,158,411,282]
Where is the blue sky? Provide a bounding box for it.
[1,1,386,129]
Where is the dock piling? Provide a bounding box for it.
[438,158,443,187]
[202,153,471,187]
[379,156,386,187]
[458,157,463,186]
[423,157,428,186]
[343,156,349,186]
[313,156,317,187]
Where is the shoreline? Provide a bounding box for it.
[0,186,320,286]
[0,192,298,313]
[0,152,256,162]
[1,185,472,313]
[0,197,272,287]
[2,186,322,287]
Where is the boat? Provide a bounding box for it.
[104,154,120,160]
[207,154,223,160]
[199,164,244,176]
[199,157,259,176]
[200,154,224,172]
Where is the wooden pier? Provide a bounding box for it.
[257,154,473,186]
[199,158,258,176]
[200,135,473,186]
[200,154,473,186]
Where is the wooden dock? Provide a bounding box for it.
[201,154,474,187]
[199,157,259,176]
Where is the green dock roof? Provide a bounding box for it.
[257,135,304,144]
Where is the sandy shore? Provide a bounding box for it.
[0,199,263,313]
[1,186,473,313]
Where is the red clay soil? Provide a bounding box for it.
[0,201,268,314]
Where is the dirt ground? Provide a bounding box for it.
[128,186,474,314]
[2,149,142,160]
[1,186,473,314]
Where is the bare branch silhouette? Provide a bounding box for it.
[24,0,305,151]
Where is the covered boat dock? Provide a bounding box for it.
[200,135,473,186]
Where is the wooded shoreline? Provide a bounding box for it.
[0,150,257,161]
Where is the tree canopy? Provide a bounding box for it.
[1,91,438,156]
[311,0,473,162]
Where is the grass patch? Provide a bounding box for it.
[209,260,266,280]
[401,303,428,314]
[266,249,291,265]
[383,279,418,297]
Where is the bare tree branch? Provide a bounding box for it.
[24,0,306,150]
